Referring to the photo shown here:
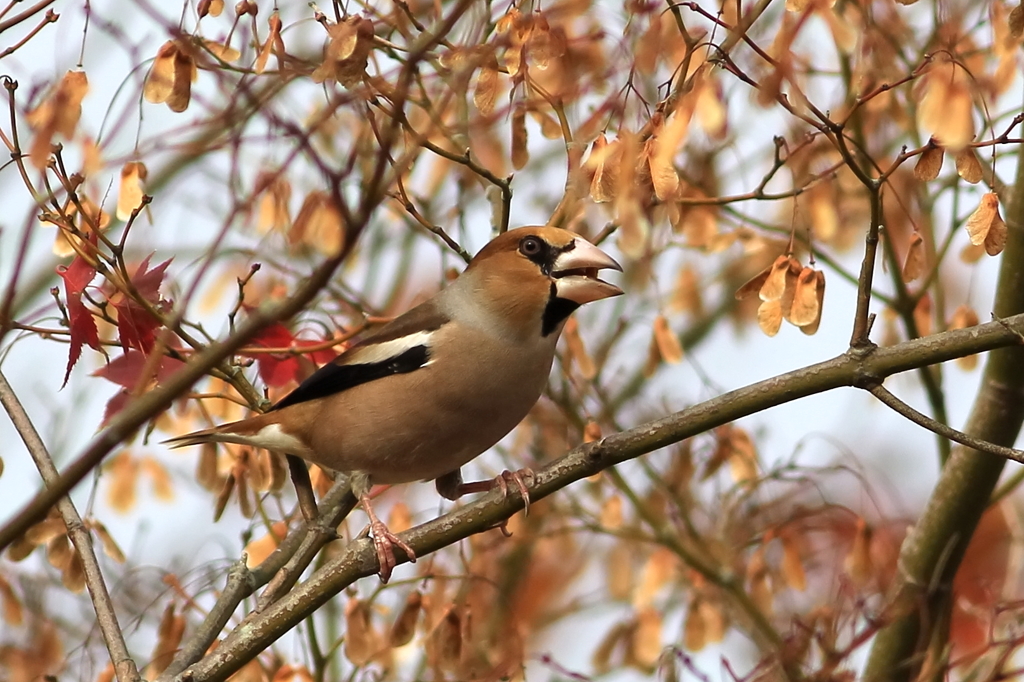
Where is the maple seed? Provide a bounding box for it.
[145,603,185,677]
[198,0,224,17]
[511,104,529,170]
[653,315,684,364]
[650,107,689,201]
[913,141,944,181]
[144,41,197,113]
[255,173,292,234]
[950,304,981,370]
[632,607,662,668]
[255,12,285,74]
[203,39,241,63]
[759,255,793,302]
[955,147,983,184]
[145,42,178,104]
[343,599,377,666]
[902,232,926,282]
[585,134,618,203]
[563,317,596,379]
[389,591,422,647]
[917,56,974,152]
[1010,2,1024,39]
[965,193,1007,256]
[312,17,374,87]
[117,161,148,221]
[914,293,933,336]
[671,265,703,315]
[845,517,873,585]
[26,70,89,169]
[789,267,820,327]
[472,61,500,115]
[290,191,345,256]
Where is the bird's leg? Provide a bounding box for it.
[352,472,415,583]
[435,468,535,515]
[286,454,319,522]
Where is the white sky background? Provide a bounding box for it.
[0,0,1019,680]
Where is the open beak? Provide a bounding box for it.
[552,237,624,305]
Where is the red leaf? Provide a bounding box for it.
[246,323,340,388]
[259,355,300,387]
[102,389,132,425]
[56,257,100,387]
[293,338,338,365]
[94,350,185,388]
[113,298,164,352]
[111,255,173,352]
[250,322,294,347]
[249,323,299,387]
[59,255,97,295]
[131,255,172,303]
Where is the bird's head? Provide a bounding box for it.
[461,226,623,338]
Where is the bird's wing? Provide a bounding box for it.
[270,302,448,411]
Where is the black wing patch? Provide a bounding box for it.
[270,344,430,411]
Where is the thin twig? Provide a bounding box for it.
[0,241,360,553]
[0,8,57,59]
[868,383,1024,464]
[157,478,356,679]
[0,370,140,682]
[0,0,54,32]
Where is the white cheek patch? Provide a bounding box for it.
[251,423,309,454]
[343,331,435,366]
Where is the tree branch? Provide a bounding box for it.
[0,369,140,682]
[863,94,1024,681]
[0,245,358,554]
[168,312,1024,682]
[867,383,1024,463]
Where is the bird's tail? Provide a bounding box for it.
[163,422,255,449]
[163,415,311,458]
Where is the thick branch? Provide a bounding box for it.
[169,312,1024,682]
[863,108,1024,681]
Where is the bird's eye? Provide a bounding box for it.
[519,236,543,256]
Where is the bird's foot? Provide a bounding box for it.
[360,497,416,583]
[454,468,535,514]
[493,468,534,515]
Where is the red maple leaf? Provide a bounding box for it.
[101,389,132,426]
[95,350,186,423]
[93,350,186,389]
[111,255,173,352]
[294,338,338,366]
[56,255,100,387]
[249,322,300,387]
[131,255,172,302]
[245,323,342,387]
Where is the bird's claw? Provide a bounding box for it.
[496,468,534,515]
[369,519,416,584]
[360,493,416,583]
[496,518,514,537]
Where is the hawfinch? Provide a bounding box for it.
[166,226,623,581]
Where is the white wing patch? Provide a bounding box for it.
[341,330,435,366]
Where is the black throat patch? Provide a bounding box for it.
[541,283,580,337]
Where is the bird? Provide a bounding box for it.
[165,226,623,581]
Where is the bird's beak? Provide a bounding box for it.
[552,237,624,305]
